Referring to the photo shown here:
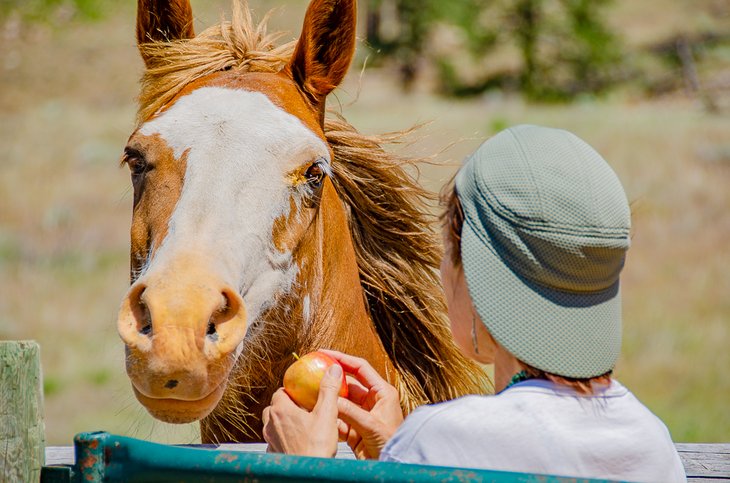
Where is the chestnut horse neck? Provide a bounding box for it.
[135,0,488,442]
[202,173,394,442]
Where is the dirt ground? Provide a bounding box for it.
[1,0,729,445]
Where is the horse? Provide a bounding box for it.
[116,0,490,444]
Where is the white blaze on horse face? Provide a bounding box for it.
[138,86,329,332]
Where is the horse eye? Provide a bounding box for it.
[304,162,325,187]
[125,150,148,178]
[130,159,147,177]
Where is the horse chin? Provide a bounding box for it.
[132,382,226,424]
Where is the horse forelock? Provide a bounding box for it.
[136,0,490,425]
[137,0,294,125]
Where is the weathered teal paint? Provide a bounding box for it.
[41,431,621,482]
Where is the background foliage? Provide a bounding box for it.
[0,0,105,21]
[365,0,623,99]
[363,0,728,105]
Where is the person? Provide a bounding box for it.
[261,125,687,482]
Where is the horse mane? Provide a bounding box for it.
[136,1,491,414]
[321,118,492,407]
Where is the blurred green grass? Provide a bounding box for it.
[1,0,728,445]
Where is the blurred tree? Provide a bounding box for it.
[365,0,385,52]
[556,0,622,96]
[512,0,540,97]
[393,0,431,89]
[363,0,435,89]
[364,0,623,100]
[497,0,622,100]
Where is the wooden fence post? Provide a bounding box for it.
[1,340,45,482]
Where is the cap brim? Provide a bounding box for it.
[461,221,622,378]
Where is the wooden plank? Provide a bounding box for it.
[44,446,74,466]
[217,442,356,459]
[677,443,730,454]
[1,341,45,482]
[678,450,730,480]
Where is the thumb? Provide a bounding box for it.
[314,364,343,416]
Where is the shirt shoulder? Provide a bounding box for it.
[380,380,686,482]
[380,395,515,465]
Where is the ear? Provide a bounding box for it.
[137,0,195,67]
[288,0,357,116]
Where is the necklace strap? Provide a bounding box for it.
[499,370,531,394]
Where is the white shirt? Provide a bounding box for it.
[380,379,686,482]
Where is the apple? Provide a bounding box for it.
[283,351,348,410]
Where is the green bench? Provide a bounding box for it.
[40,431,618,482]
[40,431,730,482]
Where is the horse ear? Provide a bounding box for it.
[137,0,195,66]
[288,0,357,115]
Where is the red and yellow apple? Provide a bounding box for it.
[283,351,348,410]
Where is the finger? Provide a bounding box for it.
[313,364,343,417]
[337,397,376,436]
[271,388,302,411]
[270,387,291,404]
[346,379,369,406]
[346,426,361,455]
[354,438,368,460]
[261,406,270,427]
[337,419,350,441]
[319,350,387,389]
[266,439,281,454]
[262,419,277,451]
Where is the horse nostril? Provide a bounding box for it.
[164,379,179,389]
[205,289,234,341]
[129,285,153,337]
[206,321,218,340]
[138,299,152,337]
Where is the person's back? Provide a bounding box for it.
[381,379,686,482]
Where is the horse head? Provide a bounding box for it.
[117,0,359,425]
[118,0,488,442]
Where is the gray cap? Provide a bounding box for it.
[456,125,631,378]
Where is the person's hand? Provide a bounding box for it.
[262,364,342,457]
[321,350,404,460]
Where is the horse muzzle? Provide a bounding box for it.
[117,264,247,423]
[129,378,228,424]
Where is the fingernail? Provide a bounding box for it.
[328,364,342,378]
